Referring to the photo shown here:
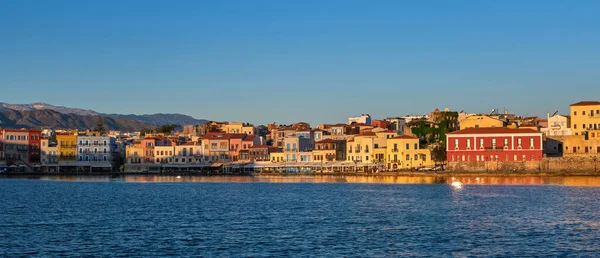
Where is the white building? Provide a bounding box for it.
[76,135,116,162]
[348,114,372,125]
[541,114,573,137]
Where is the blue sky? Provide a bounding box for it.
[1,0,599,125]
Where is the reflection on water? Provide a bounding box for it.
[4,174,600,186]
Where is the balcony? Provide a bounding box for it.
[392,149,399,152]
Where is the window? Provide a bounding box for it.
[522,155,526,161]
[514,155,517,161]
[393,144,397,150]
[406,143,410,150]
[505,155,509,161]
[79,140,83,145]
[530,138,534,148]
[79,148,82,154]
[583,111,586,115]
[394,154,397,161]
[531,155,535,160]
[476,155,480,161]
[492,139,496,149]
[504,139,508,147]
[583,124,586,129]
[517,138,522,147]
[415,154,419,160]
[104,148,107,153]
[104,141,107,146]
[574,124,578,129]
[414,144,418,149]
[467,139,471,149]
[406,154,410,161]
[480,139,484,149]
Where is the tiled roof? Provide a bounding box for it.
[316,139,337,143]
[570,101,600,106]
[391,135,418,139]
[244,135,256,141]
[448,127,541,135]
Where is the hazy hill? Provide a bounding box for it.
[0,109,156,131]
[0,102,207,126]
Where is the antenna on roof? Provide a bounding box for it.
[551,110,559,117]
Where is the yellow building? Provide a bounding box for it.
[270,152,285,163]
[223,122,256,135]
[554,135,600,156]
[56,131,78,160]
[570,101,600,136]
[459,115,505,130]
[385,135,434,170]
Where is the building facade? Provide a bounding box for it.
[447,127,543,163]
[348,114,372,125]
[570,101,600,136]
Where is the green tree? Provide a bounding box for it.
[94,117,106,135]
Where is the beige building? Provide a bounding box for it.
[223,122,255,135]
[541,113,572,137]
[570,101,600,136]
[459,115,505,130]
[385,135,434,170]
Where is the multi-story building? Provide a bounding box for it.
[570,101,600,136]
[240,145,278,162]
[222,122,256,135]
[446,127,543,163]
[385,135,433,170]
[174,142,202,164]
[313,139,337,162]
[385,117,407,135]
[346,133,375,163]
[76,135,115,162]
[3,129,31,162]
[40,137,59,170]
[541,113,572,137]
[348,114,372,125]
[202,133,232,162]
[56,131,78,161]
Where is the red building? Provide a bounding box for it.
[372,120,392,130]
[446,127,543,162]
[28,129,42,163]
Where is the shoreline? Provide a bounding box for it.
[2,171,600,177]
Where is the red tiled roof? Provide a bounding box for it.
[331,123,349,127]
[244,135,256,141]
[180,142,197,146]
[448,127,541,135]
[376,130,396,133]
[316,139,337,144]
[391,135,418,139]
[570,101,600,106]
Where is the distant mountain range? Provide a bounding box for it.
[0,102,208,131]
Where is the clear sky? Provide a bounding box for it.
[1,0,599,125]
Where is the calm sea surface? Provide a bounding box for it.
[2,175,600,257]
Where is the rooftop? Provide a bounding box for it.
[570,101,600,106]
[448,127,541,135]
[391,135,418,139]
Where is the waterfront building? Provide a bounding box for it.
[56,131,78,161]
[348,114,372,125]
[201,133,233,163]
[385,135,433,170]
[154,145,174,164]
[40,137,59,169]
[241,145,278,162]
[3,129,31,163]
[76,135,115,162]
[174,142,202,164]
[459,115,506,130]
[446,127,543,163]
[569,101,600,136]
[313,139,337,162]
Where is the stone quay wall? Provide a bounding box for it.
[448,156,599,173]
